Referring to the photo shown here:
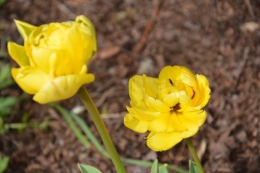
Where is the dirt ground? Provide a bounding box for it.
[0,0,260,173]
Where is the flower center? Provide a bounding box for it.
[170,103,181,113]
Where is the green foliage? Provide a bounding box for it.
[151,160,159,173]
[189,160,198,173]
[78,164,102,173]
[0,156,9,173]
[51,104,90,148]
[0,0,7,7]
[0,96,18,117]
[0,64,14,89]
[150,159,169,173]
[0,85,20,133]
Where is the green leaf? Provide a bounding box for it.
[52,104,90,148]
[159,164,169,173]
[0,156,9,173]
[0,0,7,7]
[0,96,18,117]
[150,160,169,173]
[189,160,198,173]
[150,159,159,173]
[78,164,102,173]
[0,64,14,89]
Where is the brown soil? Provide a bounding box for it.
[0,0,260,173]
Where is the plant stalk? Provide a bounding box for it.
[77,86,126,173]
[185,138,204,173]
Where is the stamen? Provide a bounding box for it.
[170,103,181,113]
[173,103,181,111]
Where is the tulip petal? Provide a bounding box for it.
[33,73,94,104]
[14,20,36,40]
[162,91,179,107]
[145,96,170,112]
[159,66,196,86]
[181,126,199,138]
[11,67,50,94]
[64,25,95,69]
[148,113,170,132]
[147,132,183,151]
[129,75,146,108]
[195,74,211,108]
[167,112,187,132]
[8,42,30,66]
[76,15,97,54]
[127,107,161,121]
[124,114,149,133]
[178,110,207,128]
[159,66,181,82]
[143,75,159,98]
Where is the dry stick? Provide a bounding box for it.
[244,0,255,19]
[133,1,164,54]
[125,1,163,76]
[234,47,249,90]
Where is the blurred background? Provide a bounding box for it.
[0,0,259,172]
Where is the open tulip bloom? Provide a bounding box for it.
[124,66,211,151]
[8,15,97,104]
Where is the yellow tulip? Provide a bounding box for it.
[8,15,97,104]
[124,66,211,151]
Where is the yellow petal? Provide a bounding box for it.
[11,67,50,94]
[33,73,94,104]
[162,91,179,107]
[178,110,207,128]
[25,23,95,75]
[159,66,196,87]
[195,74,210,108]
[177,91,192,112]
[167,112,187,132]
[8,42,30,66]
[148,113,170,132]
[127,107,161,121]
[146,132,183,151]
[143,75,159,98]
[159,66,182,81]
[181,126,199,138]
[145,96,170,112]
[14,20,36,40]
[124,113,149,133]
[75,15,97,56]
[63,24,95,69]
[129,75,147,109]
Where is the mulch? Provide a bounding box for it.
[0,0,259,172]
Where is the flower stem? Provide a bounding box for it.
[77,86,126,173]
[185,138,204,173]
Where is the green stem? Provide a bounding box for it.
[77,86,127,173]
[185,138,204,173]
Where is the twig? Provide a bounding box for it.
[133,1,164,54]
[235,47,250,89]
[244,0,255,19]
[57,2,76,19]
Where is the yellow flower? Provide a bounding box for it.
[8,15,97,104]
[124,66,210,151]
